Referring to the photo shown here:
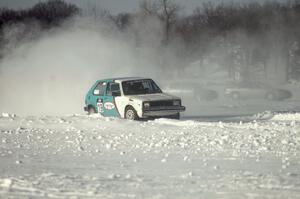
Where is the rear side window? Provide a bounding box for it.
[94,82,107,96]
[111,83,120,92]
[106,83,120,96]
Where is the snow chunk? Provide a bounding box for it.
[252,111,274,120]
[1,113,10,118]
[15,160,22,164]
[1,113,16,118]
[152,118,197,127]
[88,114,104,118]
[0,178,13,188]
[271,112,300,121]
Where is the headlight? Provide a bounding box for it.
[144,102,150,109]
[173,100,180,106]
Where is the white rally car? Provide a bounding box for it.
[84,77,186,120]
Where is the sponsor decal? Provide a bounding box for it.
[97,102,104,113]
[104,102,115,110]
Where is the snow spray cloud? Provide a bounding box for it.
[0,16,176,115]
[0,1,295,116]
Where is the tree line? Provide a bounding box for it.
[1,0,300,83]
[0,0,79,27]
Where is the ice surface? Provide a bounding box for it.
[0,113,300,198]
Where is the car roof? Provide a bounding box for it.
[100,77,150,82]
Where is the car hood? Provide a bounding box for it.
[127,93,180,102]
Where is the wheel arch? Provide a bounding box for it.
[87,104,97,112]
[87,104,96,109]
[124,105,139,120]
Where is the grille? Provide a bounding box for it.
[149,100,173,107]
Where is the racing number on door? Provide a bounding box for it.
[93,82,107,113]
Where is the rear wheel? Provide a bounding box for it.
[125,106,138,120]
[87,106,96,115]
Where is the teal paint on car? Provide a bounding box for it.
[85,79,120,117]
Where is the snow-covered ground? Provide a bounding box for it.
[0,113,300,198]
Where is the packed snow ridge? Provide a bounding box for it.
[0,113,300,198]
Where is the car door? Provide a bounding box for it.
[91,81,108,114]
[102,82,121,117]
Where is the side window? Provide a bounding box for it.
[106,83,120,96]
[94,82,107,96]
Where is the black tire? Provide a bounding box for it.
[88,106,96,115]
[125,106,139,120]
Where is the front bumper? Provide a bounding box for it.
[143,106,185,117]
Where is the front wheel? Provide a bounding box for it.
[125,106,139,120]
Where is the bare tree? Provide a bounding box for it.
[28,0,80,26]
[159,0,180,44]
[139,0,159,16]
[139,0,180,45]
[113,13,132,30]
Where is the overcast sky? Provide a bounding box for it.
[0,0,285,14]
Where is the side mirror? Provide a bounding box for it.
[112,91,121,97]
[93,89,100,95]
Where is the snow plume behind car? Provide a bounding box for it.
[0,17,175,115]
[0,11,297,116]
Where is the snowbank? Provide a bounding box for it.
[0,114,299,198]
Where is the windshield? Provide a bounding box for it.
[122,79,162,95]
